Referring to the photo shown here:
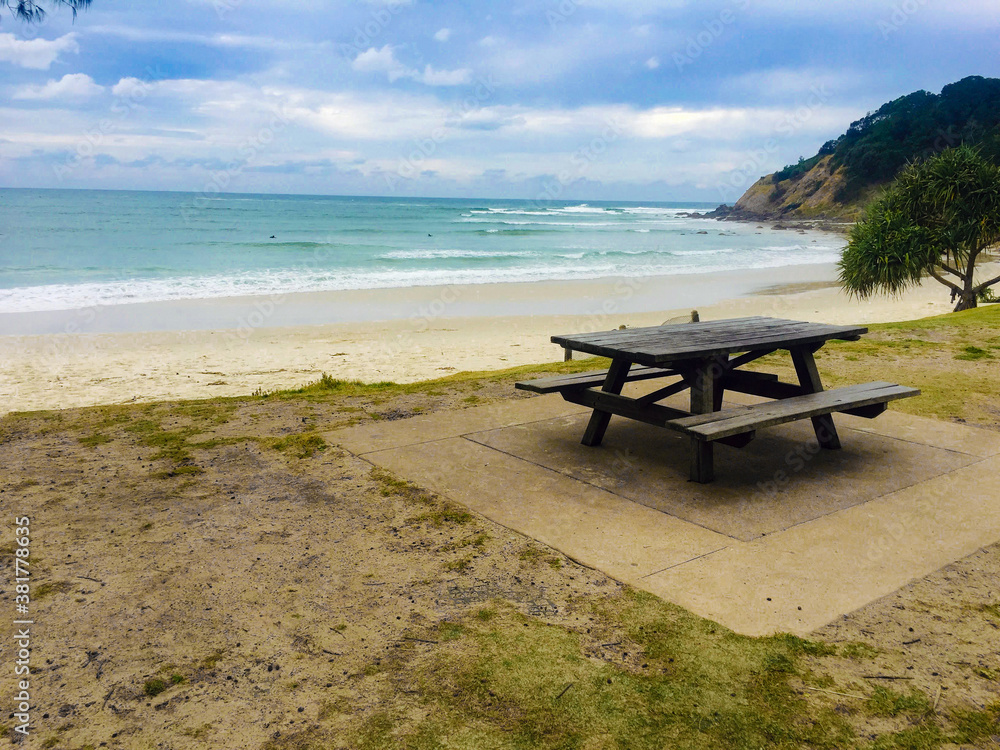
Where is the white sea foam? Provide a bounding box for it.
[0,248,843,314]
[0,192,846,315]
[380,249,536,260]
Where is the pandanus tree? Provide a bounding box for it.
[839,146,1000,311]
[2,0,90,22]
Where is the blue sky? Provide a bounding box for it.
[1,0,997,201]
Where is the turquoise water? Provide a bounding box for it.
[0,189,844,314]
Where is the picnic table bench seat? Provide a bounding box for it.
[668,381,920,442]
[515,366,786,396]
[514,365,680,394]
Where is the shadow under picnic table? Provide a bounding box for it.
[464,399,975,542]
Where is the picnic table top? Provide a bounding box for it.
[551,316,867,366]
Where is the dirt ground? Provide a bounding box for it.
[1,366,998,748]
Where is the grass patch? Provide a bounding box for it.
[416,505,473,527]
[979,603,1000,620]
[444,555,475,572]
[519,544,564,570]
[371,467,473,528]
[34,580,72,600]
[143,679,167,697]
[200,649,225,670]
[259,358,611,405]
[180,724,212,739]
[439,533,489,553]
[865,686,932,718]
[519,546,546,563]
[954,345,993,360]
[371,467,434,504]
[270,432,327,459]
[840,642,880,660]
[78,432,113,448]
[344,586,1000,749]
[862,702,1000,749]
[349,593,854,750]
[759,305,1000,426]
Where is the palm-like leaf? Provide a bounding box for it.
[3,0,90,22]
[839,146,1000,307]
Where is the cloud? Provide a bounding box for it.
[645,56,660,70]
[434,28,452,42]
[86,24,318,52]
[351,46,473,86]
[0,32,79,70]
[724,68,862,99]
[14,73,104,100]
[351,45,414,82]
[417,65,472,86]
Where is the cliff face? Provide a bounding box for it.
[725,156,872,222]
[718,76,1000,222]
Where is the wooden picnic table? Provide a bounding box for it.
[516,316,919,483]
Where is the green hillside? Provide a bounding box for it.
[723,76,1000,222]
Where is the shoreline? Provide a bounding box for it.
[2,261,987,416]
[0,261,844,336]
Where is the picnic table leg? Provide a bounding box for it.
[712,355,728,411]
[581,358,631,447]
[686,359,716,483]
[790,345,842,450]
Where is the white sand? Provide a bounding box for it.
[0,263,984,416]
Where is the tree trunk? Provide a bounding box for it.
[953,251,980,311]
[954,289,978,312]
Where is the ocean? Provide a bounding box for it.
[0,189,844,316]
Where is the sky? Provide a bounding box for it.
[0,0,998,202]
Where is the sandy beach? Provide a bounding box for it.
[4,261,989,416]
[0,266,984,413]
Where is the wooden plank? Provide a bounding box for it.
[562,389,690,427]
[671,383,920,441]
[514,366,677,394]
[687,359,716,483]
[722,372,804,400]
[724,348,778,371]
[670,381,903,428]
[554,318,861,348]
[562,389,755,449]
[581,359,631,447]
[551,317,867,366]
[791,345,841,450]
[635,379,689,407]
[841,403,888,418]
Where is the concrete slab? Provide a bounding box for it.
[334,395,588,454]
[363,437,731,585]
[330,392,1000,636]
[642,455,1000,636]
[466,413,975,541]
[840,409,1000,458]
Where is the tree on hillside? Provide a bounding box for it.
[770,77,1000,206]
[2,0,90,22]
[839,146,1000,312]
